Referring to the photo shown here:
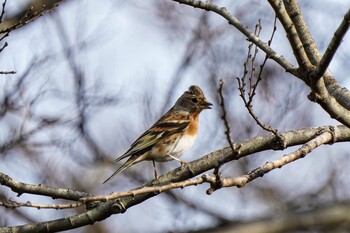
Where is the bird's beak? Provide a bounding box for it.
[202,99,213,109]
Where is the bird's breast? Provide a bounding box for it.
[151,133,197,162]
[171,133,197,155]
[151,114,199,162]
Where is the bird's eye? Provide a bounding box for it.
[191,97,198,103]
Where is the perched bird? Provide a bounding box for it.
[103,85,212,183]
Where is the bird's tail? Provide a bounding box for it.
[103,157,139,184]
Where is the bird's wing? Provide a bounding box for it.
[115,110,190,162]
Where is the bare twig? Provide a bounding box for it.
[0,199,82,209]
[268,0,313,71]
[237,19,283,142]
[0,2,62,34]
[171,0,298,76]
[218,79,235,153]
[0,40,7,52]
[248,20,262,101]
[0,0,6,24]
[0,70,15,75]
[252,15,277,105]
[0,172,91,201]
[312,9,350,80]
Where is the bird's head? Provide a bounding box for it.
[174,85,213,113]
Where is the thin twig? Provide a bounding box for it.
[0,1,62,34]
[0,0,7,24]
[237,19,283,141]
[0,199,83,209]
[312,9,350,80]
[172,0,298,76]
[0,41,7,53]
[248,20,262,100]
[218,79,235,153]
[250,15,277,107]
[0,70,15,75]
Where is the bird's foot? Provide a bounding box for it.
[180,161,187,168]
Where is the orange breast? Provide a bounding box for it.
[187,112,199,136]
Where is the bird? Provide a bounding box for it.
[103,85,212,183]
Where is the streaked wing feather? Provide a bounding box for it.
[120,132,165,158]
[115,112,189,162]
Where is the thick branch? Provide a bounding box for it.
[283,1,350,111]
[218,79,235,152]
[309,78,350,128]
[283,0,321,66]
[0,173,91,201]
[1,125,350,232]
[268,0,313,71]
[82,127,332,200]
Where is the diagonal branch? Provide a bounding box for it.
[206,129,334,194]
[1,125,349,232]
[171,0,298,76]
[0,0,7,24]
[268,0,313,71]
[268,1,350,126]
[282,0,321,66]
[0,1,63,34]
[312,9,350,79]
[283,1,350,111]
[72,127,333,200]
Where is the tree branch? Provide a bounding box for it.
[206,129,334,194]
[268,0,313,71]
[1,125,349,232]
[218,79,235,153]
[82,128,333,200]
[0,173,91,201]
[283,0,321,66]
[0,199,82,209]
[0,0,7,24]
[172,0,298,76]
[0,70,15,74]
[308,78,350,128]
[312,8,350,79]
[0,0,63,34]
